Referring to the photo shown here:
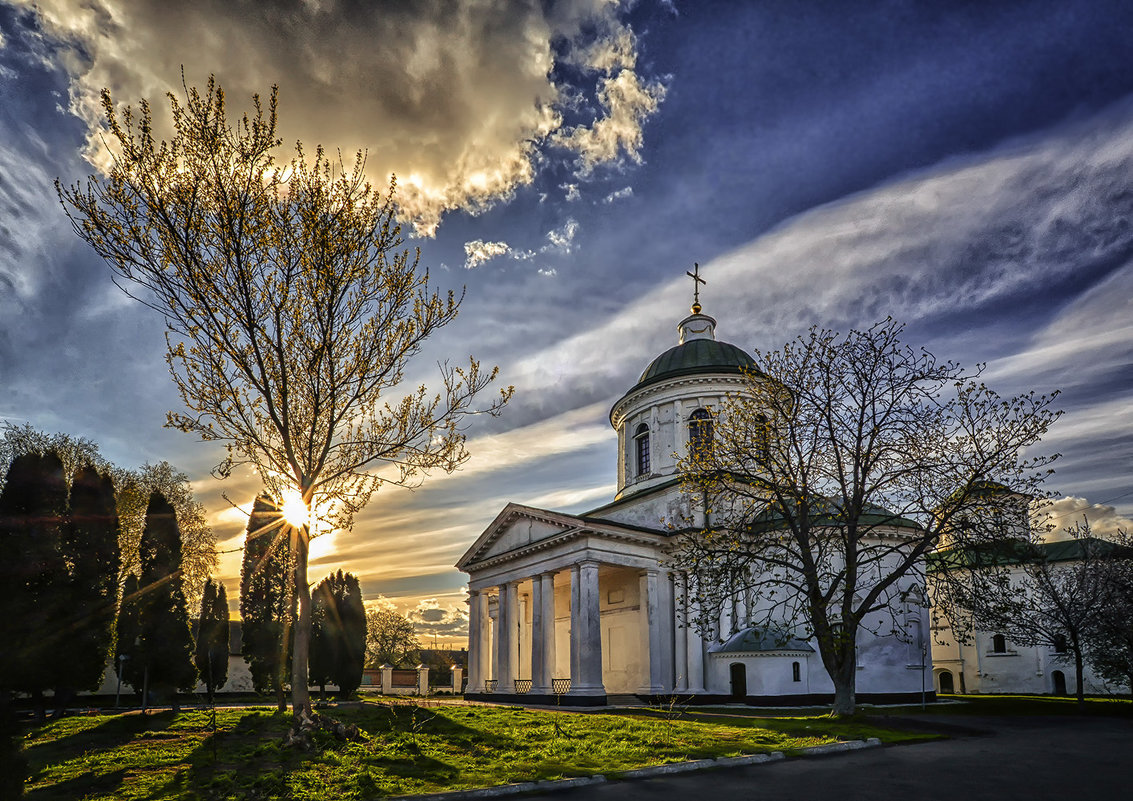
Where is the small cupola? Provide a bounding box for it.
[678,312,717,344]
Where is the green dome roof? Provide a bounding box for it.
[635,338,761,390]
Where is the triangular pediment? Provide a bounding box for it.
[456,503,587,570]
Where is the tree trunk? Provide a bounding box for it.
[831,654,857,717]
[290,522,313,718]
[1074,648,1085,706]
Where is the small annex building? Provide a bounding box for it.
[931,537,1112,697]
[457,302,933,705]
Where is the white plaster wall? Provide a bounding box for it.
[491,519,563,555]
[597,484,691,530]
[611,375,752,499]
[932,631,1110,696]
[599,567,645,693]
[929,562,1112,696]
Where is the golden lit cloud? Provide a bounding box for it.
[16,0,665,235]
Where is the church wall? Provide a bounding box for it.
[612,374,751,500]
[554,579,571,679]
[596,484,691,530]
[598,566,645,694]
[928,562,1110,696]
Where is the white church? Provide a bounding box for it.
[457,296,933,706]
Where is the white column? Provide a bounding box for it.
[686,577,706,693]
[496,582,516,693]
[720,595,734,641]
[639,570,662,694]
[674,573,689,692]
[570,561,604,695]
[569,565,580,686]
[531,572,555,694]
[659,570,675,690]
[467,590,486,692]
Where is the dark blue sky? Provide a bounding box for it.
[2,0,1132,635]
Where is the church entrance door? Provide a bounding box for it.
[729,663,747,700]
[1052,670,1067,696]
[938,671,954,694]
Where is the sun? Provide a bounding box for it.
[281,489,309,528]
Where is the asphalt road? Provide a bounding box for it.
[528,715,1132,801]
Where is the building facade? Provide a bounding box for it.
[457,307,933,705]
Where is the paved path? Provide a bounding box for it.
[526,715,1132,801]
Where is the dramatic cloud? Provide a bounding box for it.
[12,0,665,234]
[552,23,666,176]
[545,218,579,253]
[461,218,578,270]
[405,596,469,640]
[1040,496,1133,541]
[463,240,511,270]
[603,186,633,203]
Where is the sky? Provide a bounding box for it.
[2,0,1133,646]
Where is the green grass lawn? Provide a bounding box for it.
[21,700,937,800]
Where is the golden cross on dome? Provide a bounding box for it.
[686,262,705,313]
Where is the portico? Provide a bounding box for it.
[458,504,699,704]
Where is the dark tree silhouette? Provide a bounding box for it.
[55,466,121,705]
[311,571,367,698]
[130,493,196,710]
[116,573,143,703]
[195,578,230,703]
[0,693,26,801]
[239,494,293,711]
[0,452,68,716]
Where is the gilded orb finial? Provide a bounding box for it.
[686,262,706,313]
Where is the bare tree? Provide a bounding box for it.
[1087,527,1133,696]
[936,519,1114,704]
[673,319,1059,716]
[58,77,511,731]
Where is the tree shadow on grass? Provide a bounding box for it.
[26,768,130,801]
[176,703,509,800]
[25,711,184,800]
[26,710,182,761]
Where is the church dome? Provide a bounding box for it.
[635,338,761,390]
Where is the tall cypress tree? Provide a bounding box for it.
[239,493,293,710]
[195,578,230,703]
[116,573,143,701]
[134,492,196,710]
[309,579,338,700]
[310,571,367,699]
[0,452,68,708]
[56,466,121,701]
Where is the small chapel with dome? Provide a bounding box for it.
[457,288,932,705]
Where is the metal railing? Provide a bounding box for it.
[484,679,497,693]
[551,678,571,695]
[514,679,532,694]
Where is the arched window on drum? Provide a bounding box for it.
[634,423,650,477]
[688,408,713,460]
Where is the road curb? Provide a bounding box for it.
[387,739,880,800]
[797,737,882,756]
